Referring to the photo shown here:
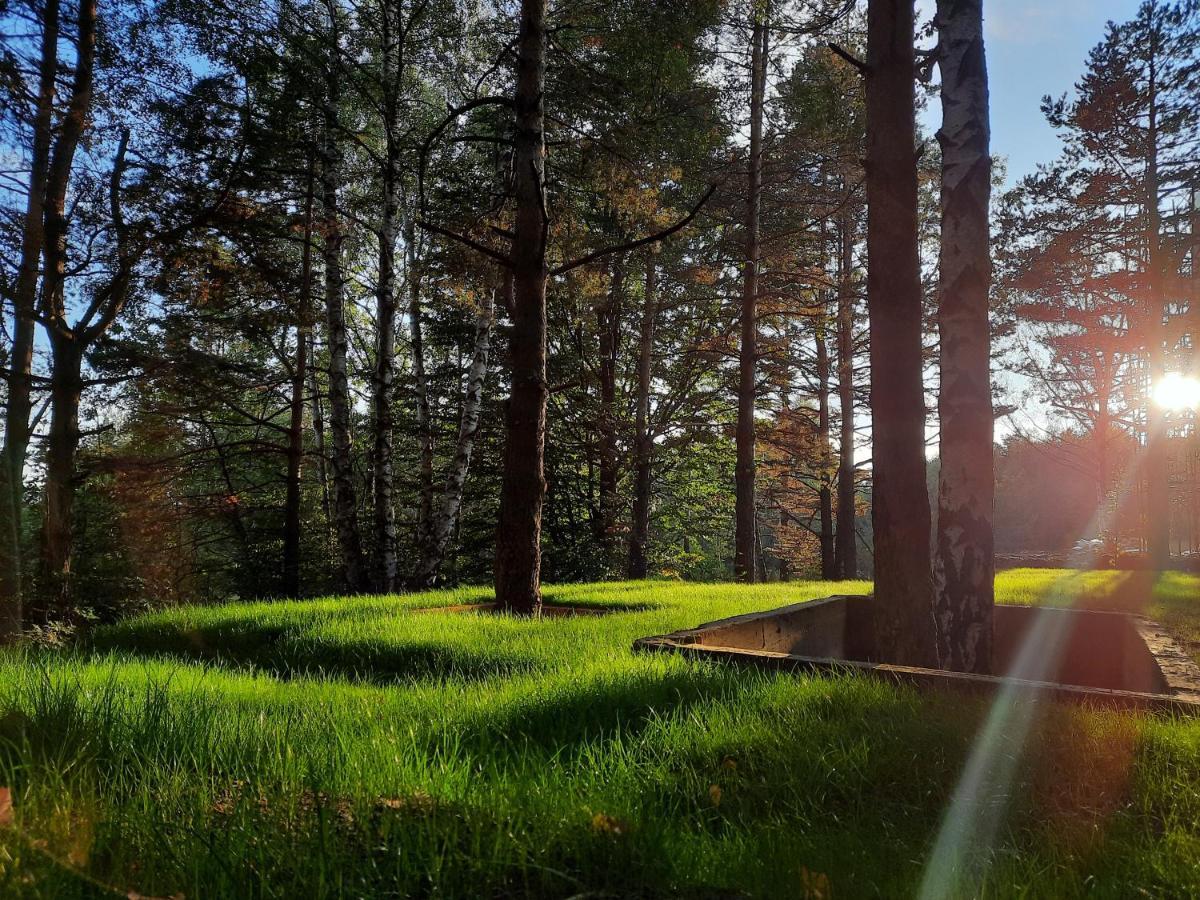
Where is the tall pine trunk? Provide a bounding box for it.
[1143,30,1170,571]
[320,68,366,592]
[371,152,401,593]
[596,258,624,566]
[735,11,768,583]
[865,0,938,667]
[372,2,404,594]
[32,0,95,619]
[934,0,994,673]
[410,288,494,588]
[835,210,858,579]
[2,0,60,626]
[283,161,316,598]
[408,223,436,573]
[627,253,658,579]
[816,316,836,579]
[36,341,83,620]
[494,0,549,614]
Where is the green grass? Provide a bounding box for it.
[1,571,1199,898]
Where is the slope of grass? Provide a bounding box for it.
[0,571,1197,898]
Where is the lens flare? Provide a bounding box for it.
[1152,373,1200,411]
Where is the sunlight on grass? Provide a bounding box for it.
[0,571,1198,897]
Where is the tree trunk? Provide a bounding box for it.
[0,463,18,640]
[320,70,366,592]
[735,10,769,583]
[31,0,96,621]
[1143,32,1170,571]
[410,288,494,588]
[596,257,624,567]
[372,1,405,594]
[371,156,401,593]
[408,225,436,584]
[934,0,994,674]
[865,0,939,668]
[2,0,60,621]
[283,161,316,598]
[835,209,858,579]
[36,341,83,621]
[627,252,658,579]
[816,316,836,579]
[494,0,549,615]
[309,332,333,535]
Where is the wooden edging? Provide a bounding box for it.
[632,635,1200,716]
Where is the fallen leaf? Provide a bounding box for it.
[800,866,831,899]
[0,787,12,827]
[590,812,628,836]
[708,784,722,807]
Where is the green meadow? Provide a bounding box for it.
[1,570,1199,898]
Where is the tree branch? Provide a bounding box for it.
[551,184,717,277]
[416,219,512,267]
[828,43,867,75]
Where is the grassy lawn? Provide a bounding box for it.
[1,569,1199,898]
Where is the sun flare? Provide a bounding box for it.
[1153,373,1200,412]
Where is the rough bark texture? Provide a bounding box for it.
[283,162,316,598]
[410,288,494,588]
[816,318,836,579]
[493,0,548,615]
[408,224,435,576]
[865,0,939,668]
[735,12,768,583]
[934,0,994,674]
[320,66,366,592]
[37,343,83,618]
[596,258,624,565]
[627,253,658,579]
[372,2,405,593]
[835,210,858,579]
[371,154,401,594]
[309,332,332,534]
[2,0,60,620]
[33,0,97,618]
[0,464,19,641]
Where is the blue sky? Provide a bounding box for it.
[919,0,1142,186]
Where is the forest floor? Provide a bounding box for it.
[1,570,1199,898]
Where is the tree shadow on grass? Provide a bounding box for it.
[88,620,542,684]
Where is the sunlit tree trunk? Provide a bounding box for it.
[411,288,494,588]
[835,209,858,579]
[494,0,548,614]
[320,59,366,592]
[372,1,406,593]
[408,222,435,578]
[865,0,939,667]
[934,0,994,674]
[596,257,624,567]
[371,150,401,593]
[627,253,658,580]
[735,8,769,583]
[816,316,836,579]
[283,161,316,598]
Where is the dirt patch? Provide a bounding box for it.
[413,603,615,618]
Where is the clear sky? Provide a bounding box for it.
[919,0,1142,186]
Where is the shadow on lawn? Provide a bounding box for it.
[90,621,542,684]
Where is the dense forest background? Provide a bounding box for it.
[0,0,1196,624]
